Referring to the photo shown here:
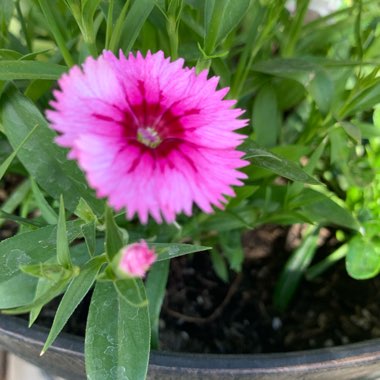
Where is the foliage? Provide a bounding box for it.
[1,0,380,379]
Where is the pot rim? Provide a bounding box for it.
[1,314,380,373]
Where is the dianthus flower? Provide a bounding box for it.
[47,50,248,223]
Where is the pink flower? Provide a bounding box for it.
[118,241,156,278]
[46,50,248,224]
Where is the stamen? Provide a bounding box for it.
[137,126,162,148]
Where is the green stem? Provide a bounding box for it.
[282,0,310,57]
[167,16,179,60]
[105,0,114,50]
[37,0,75,67]
[15,0,32,52]
[109,0,131,53]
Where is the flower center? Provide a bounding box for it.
[137,126,162,148]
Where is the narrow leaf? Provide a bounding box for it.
[151,243,211,261]
[85,280,150,380]
[42,255,106,354]
[241,140,319,184]
[119,0,155,53]
[105,206,124,261]
[31,179,58,224]
[0,60,66,80]
[274,226,320,312]
[0,123,39,181]
[145,260,169,349]
[57,196,72,269]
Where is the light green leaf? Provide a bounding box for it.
[85,280,150,380]
[241,140,319,184]
[42,255,106,354]
[346,236,380,280]
[0,61,66,80]
[0,86,104,215]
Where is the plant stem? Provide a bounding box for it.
[37,0,75,67]
[15,0,32,52]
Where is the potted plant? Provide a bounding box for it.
[1,0,380,379]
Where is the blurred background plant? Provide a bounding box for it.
[1,0,380,379]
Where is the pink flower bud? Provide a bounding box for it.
[118,240,156,278]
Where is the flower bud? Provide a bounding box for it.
[117,240,156,278]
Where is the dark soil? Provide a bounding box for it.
[159,225,380,354]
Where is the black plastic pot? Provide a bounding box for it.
[0,314,380,379]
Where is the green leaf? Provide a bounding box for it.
[252,84,280,147]
[252,59,334,113]
[75,197,98,223]
[219,230,244,272]
[118,0,155,53]
[0,61,66,80]
[210,250,228,282]
[4,277,71,314]
[346,236,380,280]
[29,277,53,326]
[0,275,37,309]
[0,221,82,309]
[0,123,39,182]
[0,179,31,227]
[105,206,124,261]
[20,263,71,281]
[274,226,320,312]
[42,255,106,354]
[0,86,104,215]
[145,260,169,349]
[151,243,210,261]
[241,140,319,184]
[31,179,58,225]
[0,49,23,60]
[85,280,150,380]
[0,210,43,228]
[82,221,97,257]
[204,0,250,54]
[306,243,348,280]
[308,70,334,114]
[57,196,72,269]
[294,188,360,230]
